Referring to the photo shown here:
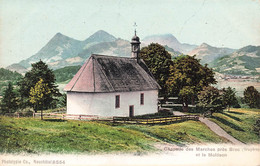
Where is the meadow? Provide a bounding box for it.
[209,108,260,144]
[0,116,227,154]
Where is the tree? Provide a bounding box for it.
[0,82,18,114]
[140,43,173,96]
[244,86,260,108]
[222,87,238,111]
[18,60,61,109]
[166,55,216,111]
[253,117,260,137]
[197,86,224,116]
[30,78,51,120]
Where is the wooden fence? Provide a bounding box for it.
[113,115,199,125]
[4,113,199,125]
[33,113,100,120]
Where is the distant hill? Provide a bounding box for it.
[6,63,28,74]
[188,43,236,64]
[212,45,260,75]
[0,68,22,96]
[0,68,22,81]
[164,45,183,57]
[142,34,197,54]
[54,65,81,83]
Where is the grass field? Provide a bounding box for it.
[118,121,228,146]
[0,116,228,154]
[0,117,154,154]
[210,108,260,144]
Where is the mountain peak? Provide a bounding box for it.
[200,43,211,47]
[94,30,111,35]
[84,30,116,43]
[53,32,66,38]
[143,33,178,41]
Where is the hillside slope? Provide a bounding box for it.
[54,65,81,83]
[0,116,228,153]
[0,68,22,95]
[212,45,260,75]
[188,43,235,64]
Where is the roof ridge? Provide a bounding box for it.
[92,54,133,59]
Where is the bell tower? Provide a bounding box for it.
[131,23,141,62]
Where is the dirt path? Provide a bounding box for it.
[173,111,244,145]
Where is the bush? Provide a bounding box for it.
[253,118,260,137]
[244,86,260,108]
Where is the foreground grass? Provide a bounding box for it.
[119,121,228,146]
[210,108,260,144]
[0,117,154,154]
[0,116,229,154]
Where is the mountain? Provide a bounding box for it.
[8,30,118,71]
[142,34,197,54]
[6,63,28,74]
[18,33,84,69]
[212,45,260,75]
[7,30,258,77]
[79,38,131,59]
[188,43,236,64]
[83,30,117,47]
[164,45,182,57]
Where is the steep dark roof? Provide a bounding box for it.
[64,54,160,92]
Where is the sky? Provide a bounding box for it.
[0,0,259,67]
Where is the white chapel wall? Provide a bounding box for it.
[66,90,158,117]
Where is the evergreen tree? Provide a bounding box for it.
[140,43,173,96]
[166,55,216,112]
[0,82,18,114]
[18,60,61,109]
[244,86,260,108]
[30,78,51,120]
[222,87,238,111]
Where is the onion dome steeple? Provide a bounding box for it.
[131,24,141,62]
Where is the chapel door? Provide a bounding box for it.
[129,105,134,117]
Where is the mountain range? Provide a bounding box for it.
[188,43,235,64]
[6,30,260,76]
[211,45,260,76]
[142,34,197,54]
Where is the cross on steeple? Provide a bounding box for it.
[131,22,141,62]
[133,22,137,35]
